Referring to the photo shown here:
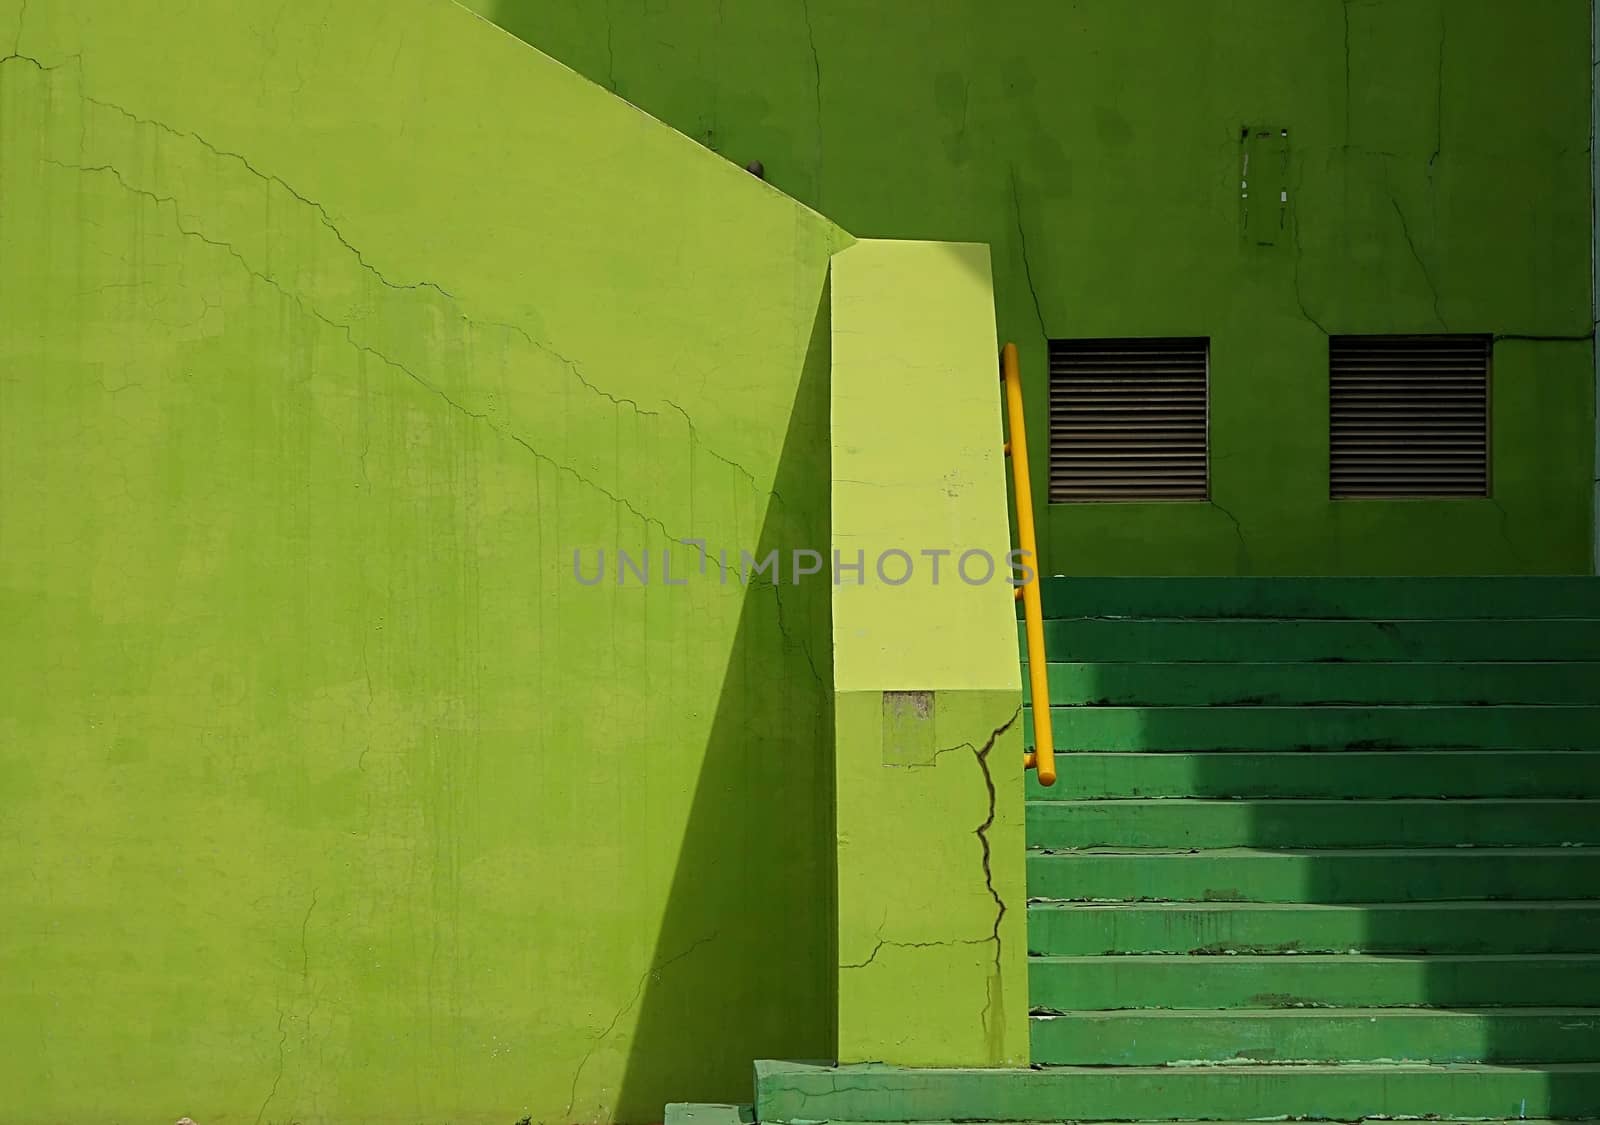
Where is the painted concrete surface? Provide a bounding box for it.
[1019,578,1600,1113]
[0,1,849,1122]
[830,241,1027,1067]
[1593,0,1599,574]
[753,1059,1600,1123]
[474,0,1596,575]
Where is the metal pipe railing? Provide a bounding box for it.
[1001,342,1056,787]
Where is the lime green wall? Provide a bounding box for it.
[830,241,1028,1066]
[0,1,849,1121]
[473,0,1596,575]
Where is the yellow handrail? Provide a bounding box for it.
[1001,342,1056,787]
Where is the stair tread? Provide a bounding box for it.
[1020,1061,1600,1073]
[759,1058,1600,1075]
[1030,845,1599,855]
[1034,659,1600,665]
[1029,617,1600,663]
[1029,952,1600,962]
[1027,797,1600,805]
[1022,703,1600,751]
[1033,576,1600,621]
[1037,703,1600,710]
[756,1059,1600,1122]
[1031,1005,1600,1017]
[812,1121,1591,1125]
[1030,898,1600,910]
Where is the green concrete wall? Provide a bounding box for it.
[830,241,1028,1067]
[472,0,1596,576]
[0,1,849,1122]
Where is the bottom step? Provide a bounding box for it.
[755,1060,1600,1122]
[666,1106,753,1125]
[806,1121,1593,1125]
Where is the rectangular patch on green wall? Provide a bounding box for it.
[882,690,937,766]
[1242,126,1291,247]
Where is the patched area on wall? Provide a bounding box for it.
[1241,125,1291,247]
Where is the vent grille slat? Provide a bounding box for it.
[1329,334,1490,499]
[1049,337,1209,502]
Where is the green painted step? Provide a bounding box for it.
[1028,953,1600,1010]
[1021,704,1600,751]
[1029,1007,1600,1066]
[1028,900,1600,955]
[754,1059,1600,1122]
[1026,798,1600,849]
[810,1121,1587,1125]
[664,1106,752,1125]
[1028,618,1600,662]
[1035,577,1600,621]
[1024,661,1600,706]
[1026,847,1600,903]
[1026,751,1600,799]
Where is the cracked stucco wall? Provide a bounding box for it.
[473,0,1595,575]
[830,241,1028,1068]
[0,1,850,1122]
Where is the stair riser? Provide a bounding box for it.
[1029,955,1600,1010]
[1036,577,1600,621]
[1027,752,1600,799]
[1027,661,1600,706]
[755,1061,1600,1122]
[1030,1009,1600,1066]
[1009,581,1600,1098]
[1027,849,1600,903]
[1030,618,1600,662]
[1027,800,1600,849]
[1023,705,1600,751]
[1028,902,1600,956]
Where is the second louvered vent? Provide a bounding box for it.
[1330,335,1491,499]
[1048,337,1209,502]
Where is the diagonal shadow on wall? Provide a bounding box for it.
[603,286,837,1122]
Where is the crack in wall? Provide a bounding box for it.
[1210,499,1252,573]
[604,0,617,91]
[1341,0,1352,145]
[840,932,995,971]
[839,709,1019,1044]
[300,896,318,979]
[800,0,823,203]
[563,932,719,1121]
[43,154,708,556]
[1388,193,1448,330]
[970,707,1019,1038]
[1290,173,1330,336]
[6,55,790,526]
[1488,497,1527,567]
[1495,329,1598,343]
[1009,165,1049,340]
[764,577,827,688]
[1429,7,1446,189]
[255,1003,289,1125]
[706,0,727,151]
[80,88,455,300]
[10,0,25,55]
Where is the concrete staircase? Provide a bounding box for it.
[759,577,1600,1123]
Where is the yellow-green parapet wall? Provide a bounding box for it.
[0,1,850,1122]
[829,239,1029,1067]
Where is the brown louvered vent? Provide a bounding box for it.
[1048,337,1209,502]
[1329,335,1491,499]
